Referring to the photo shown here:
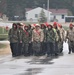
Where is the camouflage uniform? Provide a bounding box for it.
[53,28,61,56]
[66,28,74,54]
[22,29,30,56]
[17,25,23,56]
[42,28,47,55]
[58,28,65,53]
[28,28,33,55]
[32,27,44,56]
[8,24,18,57]
[46,27,55,56]
[41,24,47,55]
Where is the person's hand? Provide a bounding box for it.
[20,41,22,43]
[64,40,66,43]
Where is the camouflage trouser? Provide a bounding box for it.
[54,41,59,55]
[68,40,74,53]
[23,43,29,56]
[10,43,18,57]
[28,43,33,55]
[18,43,23,56]
[41,42,47,55]
[58,41,63,53]
[32,41,41,56]
[46,41,55,56]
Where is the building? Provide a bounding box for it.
[49,9,68,22]
[25,7,52,22]
[25,7,68,23]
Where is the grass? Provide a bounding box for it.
[0,44,7,49]
[0,27,8,34]
[0,34,8,40]
[0,27,8,40]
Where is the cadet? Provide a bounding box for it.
[66,24,74,54]
[22,25,29,56]
[46,24,55,57]
[28,24,33,56]
[17,23,23,56]
[32,24,44,56]
[8,23,18,57]
[53,22,61,56]
[41,23,47,55]
[58,24,65,53]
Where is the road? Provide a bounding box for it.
[0,42,74,75]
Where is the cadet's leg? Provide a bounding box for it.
[46,42,50,57]
[18,43,22,56]
[13,43,18,57]
[60,41,63,53]
[55,41,59,56]
[10,43,14,57]
[51,42,55,56]
[28,43,33,56]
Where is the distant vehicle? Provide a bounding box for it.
[65,16,74,22]
[9,16,26,21]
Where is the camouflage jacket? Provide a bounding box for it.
[53,28,61,42]
[32,29,44,42]
[8,28,18,43]
[42,28,47,42]
[66,28,74,41]
[46,29,55,43]
[17,28,23,43]
[22,30,30,43]
[59,28,65,41]
[28,29,32,42]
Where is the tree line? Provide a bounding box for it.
[0,0,74,20]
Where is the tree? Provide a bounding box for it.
[39,9,47,23]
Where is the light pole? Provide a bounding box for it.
[47,0,49,23]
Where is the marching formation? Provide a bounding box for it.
[8,22,74,57]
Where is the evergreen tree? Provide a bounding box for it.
[39,9,47,23]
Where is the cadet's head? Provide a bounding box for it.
[47,24,53,29]
[17,23,23,29]
[28,24,31,29]
[35,24,40,30]
[24,25,28,30]
[69,23,73,29]
[41,24,46,29]
[12,23,17,29]
[53,22,57,29]
[58,24,62,28]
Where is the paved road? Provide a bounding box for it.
[0,43,74,75]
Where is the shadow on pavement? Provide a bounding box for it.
[16,68,43,75]
[27,56,54,65]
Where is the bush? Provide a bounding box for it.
[0,35,8,40]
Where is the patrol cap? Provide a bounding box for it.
[53,22,57,27]
[69,23,73,27]
[47,24,53,28]
[35,24,40,27]
[17,23,23,26]
[24,25,28,27]
[44,22,49,27]
[58,23,62,28]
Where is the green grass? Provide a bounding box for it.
[0,27,8,40]
[0,44,7,49]
[0,27,8,34]
[0,34,8,40]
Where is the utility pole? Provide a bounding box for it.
[47,0,49,23]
